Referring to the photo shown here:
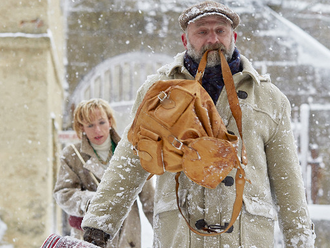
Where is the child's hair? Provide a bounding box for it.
[73,98,116,139]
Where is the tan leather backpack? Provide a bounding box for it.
[128,50,249,235]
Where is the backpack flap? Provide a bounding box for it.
[182,136,240,189]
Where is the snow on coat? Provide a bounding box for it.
[54,128,154,248]
[82,52,315,248]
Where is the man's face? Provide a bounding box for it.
[182,15,237,67]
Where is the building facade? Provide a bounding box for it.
[0,0,65,247]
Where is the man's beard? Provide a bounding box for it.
[186,36,236,67]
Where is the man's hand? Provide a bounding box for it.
[83,227,111,248]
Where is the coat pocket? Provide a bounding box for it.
[243,196,277,220]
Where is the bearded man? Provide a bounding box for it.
[82,1,315,247]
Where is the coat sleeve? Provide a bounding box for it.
[265,95,315,247]
[53,146,95,217]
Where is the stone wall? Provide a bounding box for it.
[0,0,65,247]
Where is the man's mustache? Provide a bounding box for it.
[202,44,226,54]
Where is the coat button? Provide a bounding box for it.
[237,90,248,99]
[225,222,234,233]
[222,176,234,186]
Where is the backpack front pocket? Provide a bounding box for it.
[136,126,164,175]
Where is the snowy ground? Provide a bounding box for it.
[0,219,13,248]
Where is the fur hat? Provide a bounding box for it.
[179,1,240,31]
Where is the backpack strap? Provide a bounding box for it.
[71,144,99,186]
[219,51,247,165]
[196,50,247,165]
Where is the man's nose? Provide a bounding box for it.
[207,31,219,44]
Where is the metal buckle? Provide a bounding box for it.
[158,91,167,101]
[133,146,139,156]
[195,219,234,233]
[170,136,183,150]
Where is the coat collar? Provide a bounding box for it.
[80,133,95,157]
[235,55,264,86]
[159,52,194,79]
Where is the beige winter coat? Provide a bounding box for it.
[54,129,154,248]
[82,52,315,248]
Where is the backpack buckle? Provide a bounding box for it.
[158,91,167,101]
[195,219,234,233]
[133,146,139,156]
[169,136,183,150]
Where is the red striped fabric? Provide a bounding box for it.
[40,234,99,248]
[40,234,60,248]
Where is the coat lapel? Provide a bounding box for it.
[80,134,106,180]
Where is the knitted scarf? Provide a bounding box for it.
[184,47,242,104]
